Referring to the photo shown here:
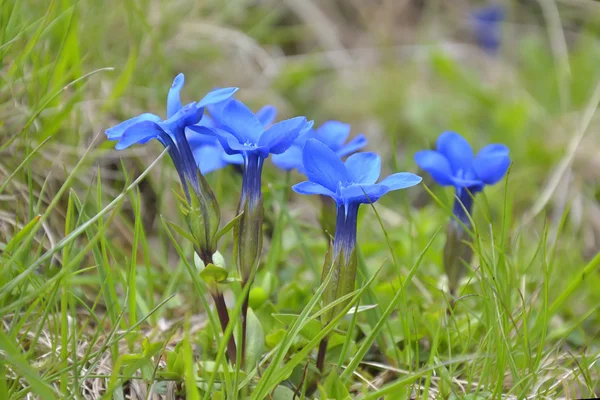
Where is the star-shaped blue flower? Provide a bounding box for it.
[272,120,367,172]
[414,131,510,194]
[293,139,422,208]
[105,73,238,197]
[186,102,278,174]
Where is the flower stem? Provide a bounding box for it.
[240,286,250,364]
[316,337,328,373]
[213,291,237,364]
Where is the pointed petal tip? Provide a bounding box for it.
[172,73,185,88]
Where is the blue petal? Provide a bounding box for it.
[256,105,277,128]
[292,181,338,200]
[258,117,306,154]
[106,113,162,141]
[217,99,264,143]
[341,183,388,205]
[198,87,239,108]
[271,144,304,171]
[414,150,455,186]
[192,144,229,174]
[379,172,422,190]
[302,139,348,192]
[299,120,315,136]
[473,144,510,185]
[344,152,381,184]
[167,73,185,118]
[336,134,367,158]
[115,120,168,150]
[436,131,474,174]
[315,121,351,151]
[222,153,244,165]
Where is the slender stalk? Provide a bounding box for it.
[316,337,328,373]
[213,291,237,364]
[241,289,250,364]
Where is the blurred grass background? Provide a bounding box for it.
[2,0,600,398]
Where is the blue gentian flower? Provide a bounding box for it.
[293,138,420,333]
[105,73,238,198]
[190,99,312,282]
[414,131,510,224]
[105,73,238,262]
[272,120,367,172]
[186,103,278,174]
[294,139,421,257]
[414,131,510,295]
[471,4,504,54]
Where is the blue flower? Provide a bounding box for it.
[272,120,367,172]
[105,73,238,197]
[414,131,510,224]
[186,103,278,174]
[189,99,310,160]
[293,139,420,329]
[471,4,504,54]
[190,98,311,282]
[293,139,421,257]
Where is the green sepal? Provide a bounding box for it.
[443,221,474,296]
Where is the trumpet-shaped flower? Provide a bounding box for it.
[190,99,312,281]
[272,120,367,172]
[414,131,510,223]
[293,139,421,323]
[105,73,238,261]
[187,103,278,173]
[294,139,421,213]
[105,73,238,198]
[414,131,510,295]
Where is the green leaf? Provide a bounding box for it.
[199,263,229,285]
[265,329,287,349]
[322,370,350,400]
[245,308,265,371]
[272,385,296,400]
[214,211,244,242]
[272,313,321,340]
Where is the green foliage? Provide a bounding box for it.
[1,0,600,399]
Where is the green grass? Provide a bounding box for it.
[1,0,600,398]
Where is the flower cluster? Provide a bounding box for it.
[106,73,511,368]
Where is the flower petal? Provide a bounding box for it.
[292,181,338,200]
[341,183,388,205]
[256,105,277,128]
[302,139,348,192]
[414,150,455,186]
[473,144,510,185]
[271,144,304,171]
[379,172,422,190]
[344,152,381,184]
[258,117,306,154]
[115,120,168,150]
[106,113,162,141]
[315,120,351,151]
[436,131,474,173]
[336,134,367,158]
[216,99,264,143]
[192,144,229,174]
[167,73,185,118]
[198,87,239,108]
